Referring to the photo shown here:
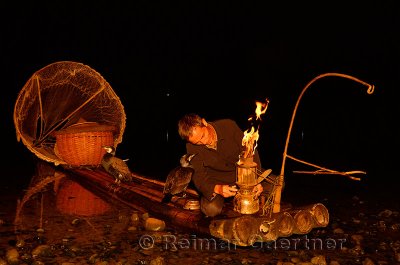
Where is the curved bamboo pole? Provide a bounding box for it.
[273,73,375,213]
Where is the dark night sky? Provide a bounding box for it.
[1,1,399,193]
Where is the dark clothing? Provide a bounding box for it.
[200,195,224,217]
[186,119,262,201]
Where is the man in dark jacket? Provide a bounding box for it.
[178,113,268,217]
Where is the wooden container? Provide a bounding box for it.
[54,122,115,166]
[56,178,111,216]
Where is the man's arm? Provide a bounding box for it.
[213,184,238,198]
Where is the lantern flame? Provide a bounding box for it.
[241,99,269,158]
[254,100,269,120]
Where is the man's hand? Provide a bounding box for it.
[214,184,238,198]
[252,183,263,197]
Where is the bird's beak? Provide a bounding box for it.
[189,153,197,161]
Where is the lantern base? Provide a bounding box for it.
[233,188,259,214]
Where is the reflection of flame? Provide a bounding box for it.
[242,99,269,158]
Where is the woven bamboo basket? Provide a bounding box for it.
[54,122,116,167]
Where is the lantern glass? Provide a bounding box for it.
[236,166,257,187]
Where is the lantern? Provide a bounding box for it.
[234,156,260,214]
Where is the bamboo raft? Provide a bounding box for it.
[66,167,329,246]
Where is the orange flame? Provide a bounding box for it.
[242,99,269,158]
[254,100,269,120]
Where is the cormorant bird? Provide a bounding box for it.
[101,146,132,184]
[162,153,196,203]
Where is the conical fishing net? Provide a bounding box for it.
[14,61,126,166]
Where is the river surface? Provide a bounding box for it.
[1,169,399,265]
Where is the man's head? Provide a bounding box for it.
[178,113,213,146]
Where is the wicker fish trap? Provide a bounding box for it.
[13,61,126,166]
